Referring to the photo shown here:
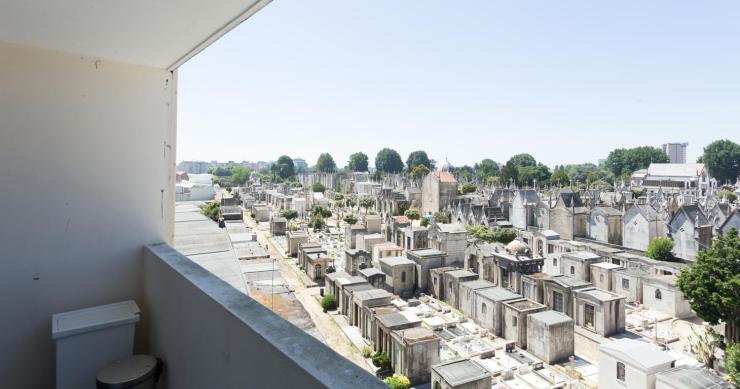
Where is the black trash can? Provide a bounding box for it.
[96,355,162,389]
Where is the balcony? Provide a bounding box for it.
[142,243,385,388]
[0,1,386,387]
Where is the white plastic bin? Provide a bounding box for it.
[52,300,140,389]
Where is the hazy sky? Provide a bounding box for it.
[177,1,739,168]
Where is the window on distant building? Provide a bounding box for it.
[570,266,575,275]
[481,303,487,315]
[552,258,557,267]
[617,362,625,381]
[600,274,604,282]
[655,289,662,300]
[622,278,630,289]
[401,271,406,283]
[512,316,517,327]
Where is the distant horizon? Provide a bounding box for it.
[177,1,739,168]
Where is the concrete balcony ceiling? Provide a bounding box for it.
[0,0,271,69]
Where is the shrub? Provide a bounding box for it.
[646,237,675,262]
[320,294,337,311]
[372,352,392,371]
[420,218,429,227]
[384,375,410,389]
[433,212,449,223]
[280,209,298,220]
[361,346,373,358]
[493,228,517,244]
[312,182,326,193]
[461,182,477,194]
[343,214,358,225]
[728,342,740,386]
[404,208,420,220]
[200,201,220,222]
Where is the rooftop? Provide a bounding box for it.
[359,267,385,278]
[600,338,676,370]
[445,269,478,279]
[460,279,496,291]
[376,311,421,329]
[396,327,438,344]
[433,359,490,386]
[353,288,392,301]
[475,287,521,302]
[505,298,546,311]
[591,262,623,270]
[529,310,573,326]
[655,366,730,389]
[379,256,415,267]
[563,251,601,261]
[575,287,624,302]
[407,248,446,257]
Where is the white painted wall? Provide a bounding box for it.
[0,41,175,388]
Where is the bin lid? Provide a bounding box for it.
[97,355,157,389]
[52,300,140,339]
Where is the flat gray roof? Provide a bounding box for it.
[379,256,415,266]
[529,310,573,325]
[446,269,478,279]
[460,279,496,291]
[656,366,730,389]
[376,311,420,328]
[433,359,490,386]
[475,287,521,302]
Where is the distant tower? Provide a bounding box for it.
[662,142,688,164]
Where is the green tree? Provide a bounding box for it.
[719,188,738,203]
[406,150,434,171]
[467,225,496,242]
[316,153,337,173]
[209,166,233,177]
[347,152,369,172]
[343,214,358,225]
[384,375,411,389]
[452,165,475,182]
[518,164,550,186]
[727,342,740,386]
[677,229,740,343]
[461,182,477,194]
[372,352,392,371]
[550,167,570,187]
[272,155,295,179]
[699,139,740,184]
[280,209,298,221]
[420,218,430,227]
[309,214,325,230]
[320,294,337,311]
[499,162,519,186]
[311,182,326,193]
[375,148,404,174]
[312,206,332,218]
[475,159,500,179]
[433,212,449,224]
[410,164,430,180]
[230,166,251,186]
[508,153,537,168]
[646,237,675,262]
[359,196,376,213]
[604,146,668,178]
[404,208,421,220]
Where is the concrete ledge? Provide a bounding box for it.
[144,243,386,389]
